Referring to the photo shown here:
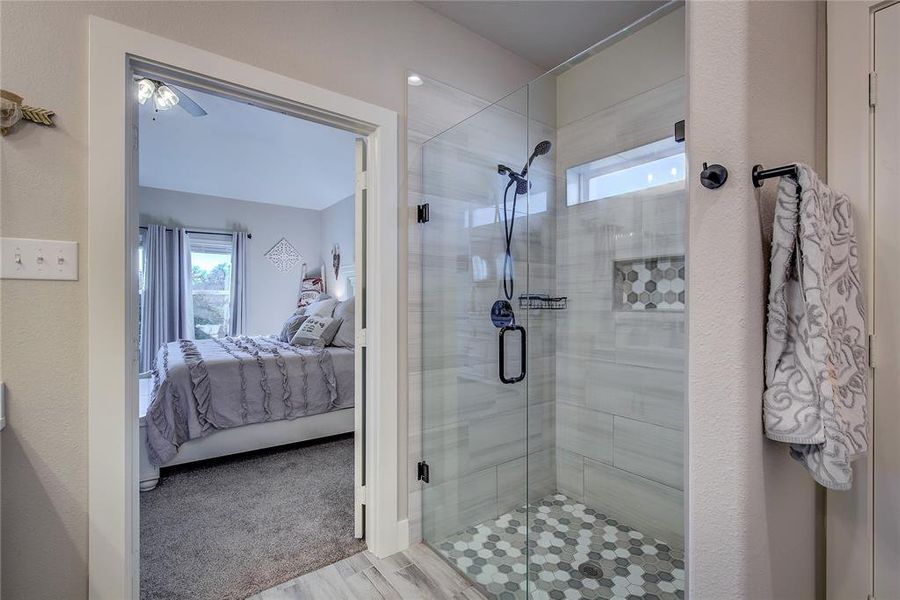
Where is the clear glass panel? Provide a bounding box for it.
[421,86,531,598]
[525,9,687,598]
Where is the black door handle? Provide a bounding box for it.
[499,324,526,384]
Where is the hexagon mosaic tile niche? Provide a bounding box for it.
[614,256,685,312]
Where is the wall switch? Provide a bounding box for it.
[1,237,78,280]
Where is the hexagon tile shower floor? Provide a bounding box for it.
[435,494,685,600]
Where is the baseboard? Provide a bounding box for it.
[396,519,410,551]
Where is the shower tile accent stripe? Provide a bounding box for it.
[436,493,685,600]
[614,256,685,312]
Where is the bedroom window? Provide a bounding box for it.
[189,233,234,339]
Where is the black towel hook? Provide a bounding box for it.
[699,162,728,189]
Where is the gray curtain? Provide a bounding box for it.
[229,232,248,335]
[139,225,193,372]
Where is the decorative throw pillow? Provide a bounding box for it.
[304,296,337,318]
[290,315,343,347]
[331,296,355,348]
[279,312,308,343]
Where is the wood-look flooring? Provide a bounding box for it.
[250,543,487,600]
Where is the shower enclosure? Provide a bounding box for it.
[418,7,686,600]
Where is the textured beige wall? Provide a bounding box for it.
[0,3,540,598]
[686,1,824,598]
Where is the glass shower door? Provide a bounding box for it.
[420,87,533,599]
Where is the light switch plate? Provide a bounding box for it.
[1,237,78,280]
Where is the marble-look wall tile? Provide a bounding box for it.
[584,458,684,548]
[497,447,556,516]
[586,360,684,430]
[556,448,584,502]
[556,402,613,463]
[422,467,498,542]
[612,416,684,490]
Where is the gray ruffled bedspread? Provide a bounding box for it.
[145,335,351,466]
[763,164,868,490]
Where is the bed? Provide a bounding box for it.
[139,335,355,490]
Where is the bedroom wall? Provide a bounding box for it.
[0,2,542,597]
[138,186,325,335]
[319,194,356,300]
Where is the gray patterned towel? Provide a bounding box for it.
[763,164,868,490]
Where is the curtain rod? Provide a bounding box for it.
[139,225,252,239]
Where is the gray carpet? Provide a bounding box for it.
[140,434,366,600]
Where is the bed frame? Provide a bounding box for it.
[139,407,355,491]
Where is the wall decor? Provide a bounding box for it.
[332,243,341,279]
[264,237,302,272]
[1,90,55,136]
[614,255,685,311]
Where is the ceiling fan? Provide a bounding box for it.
[135,77,208,117]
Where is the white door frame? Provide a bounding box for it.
[88,17,401,600]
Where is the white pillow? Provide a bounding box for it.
[331,297,355,348]
[304,297,337,318]
[290,315,343,347]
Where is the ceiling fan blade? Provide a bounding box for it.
[169,85,208,117]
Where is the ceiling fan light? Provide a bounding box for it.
[154,84,180,111]
[136,78,156,105]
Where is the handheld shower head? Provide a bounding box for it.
[531,140,552,159]
[522,140,553,176]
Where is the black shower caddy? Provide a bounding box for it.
[518,294,567,311]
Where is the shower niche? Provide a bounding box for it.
[614,256,686,312]
[418,5,686,599]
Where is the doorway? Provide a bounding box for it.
[87,18,400,600]
[133,72,367,598]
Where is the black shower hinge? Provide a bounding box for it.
[417,460,430,483]
[417,203,430,224]
[674,120,685,143]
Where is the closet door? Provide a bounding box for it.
[873,3,900,598]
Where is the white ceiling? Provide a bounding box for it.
[139,85,358,211]
[421,1,669,69]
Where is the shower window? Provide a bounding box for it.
[566,137,685,206]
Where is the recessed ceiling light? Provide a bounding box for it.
[407,74,424,87]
